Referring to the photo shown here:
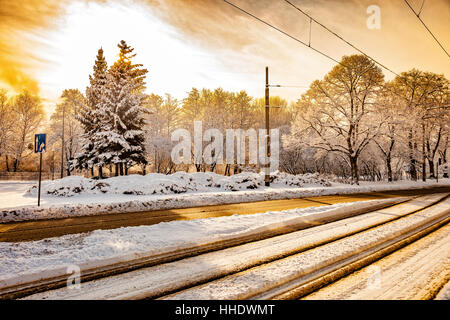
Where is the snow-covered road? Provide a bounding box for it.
[0,197,403,295]
[163,195,450,300]
[436,280,450,300]
[18,193,449,300]
[303,223,450,300]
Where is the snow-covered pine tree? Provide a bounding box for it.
[95,40,149,175]
[73,48,108,177]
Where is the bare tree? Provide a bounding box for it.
[50,89,84,176]
[289,55,385,184]
[0,89,16,171]
[10,91,44,172]
[390,70,449,180]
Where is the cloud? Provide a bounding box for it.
[144,0,450,88]
[1,0,448,100]
[0,0,69,94]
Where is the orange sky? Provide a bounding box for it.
[0,0,449,113]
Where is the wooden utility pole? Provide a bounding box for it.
[265,66,270,186]
[422,122,426,182]
[60,103,65,179]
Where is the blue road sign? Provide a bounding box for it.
[34,133,46,153]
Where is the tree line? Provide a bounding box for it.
[0,90,44,172]
[0,42,448,184]
[285,55,449,184]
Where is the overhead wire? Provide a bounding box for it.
[283,0,400,76]
[222,0,342,66]
[221,0,421,100]
[403,0,449,58]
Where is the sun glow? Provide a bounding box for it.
[34,1,251,113]
[2,0,448,117]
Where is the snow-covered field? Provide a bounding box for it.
[0,172,449,222]
[0,198,399,290]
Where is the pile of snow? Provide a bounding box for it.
[271,172,331,187]
[26,171,331,197]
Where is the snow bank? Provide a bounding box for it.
[0,174,448,223]
[25,171,331,197]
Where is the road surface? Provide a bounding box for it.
[1,186,449,242]
[3,192,447,300]
[303,223,450,300]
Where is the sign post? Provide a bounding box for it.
[34,133,46,206]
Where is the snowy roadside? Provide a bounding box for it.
[0,173,449,222]
[0,198,401,289]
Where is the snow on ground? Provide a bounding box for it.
[436,281,450,300]
[162,197,450,300]
[21,195,444,300]
[0,172,448,222]
[303,223,450,300]
[0,199,391,288]
[0,181,39,208]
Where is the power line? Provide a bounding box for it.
[223,0,399,77]
[418,0,426,16]
[222,0,342,66]
[222,0,411,101]
[269,85,309,88]
[403,0,449,58]
[283,0,400,76]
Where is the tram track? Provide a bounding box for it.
[13,193,448,300]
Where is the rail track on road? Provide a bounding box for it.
[160,193,450,300]
[4,192,447,300]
